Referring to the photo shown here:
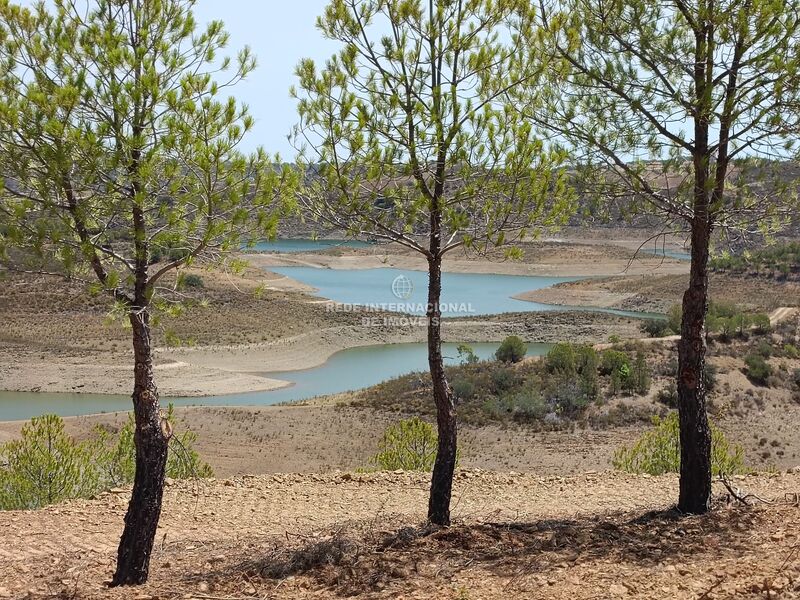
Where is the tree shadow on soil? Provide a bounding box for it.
[195,505,765,597]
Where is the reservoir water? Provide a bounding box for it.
[0,342,552,421]
[270,266,662,320]
[1,250,666,420]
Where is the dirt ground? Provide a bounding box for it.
[521,272,800,314]
[0,471,798,599]
[0,403,643,476]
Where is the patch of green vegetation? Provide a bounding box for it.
[495,335,527,364]
[744,353,772,386]
[179,273,205,289]
[355,343,653,428]
[667,301,771,341]
[367,417,441,472]
[711,242,800,280]
[612,412,746,476]
[0,406,212,510]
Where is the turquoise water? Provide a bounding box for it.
[248,238,373,253]
[0,342,552,421]
[269,266,662,320]
[271,266,579,316]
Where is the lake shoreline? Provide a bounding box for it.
[0,234,689,407]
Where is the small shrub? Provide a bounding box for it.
[456,344,479,365]
[547,379,590,414]
[783,344,800,359]
[179,273,204,289]
[744,353,772,385]
[608,334,622,344]
[656,385,678,408]
[629,351,651,395]
[503,386,548,423]
[667,304,682,333]
[370,417,439,472]
[600,349,630,376]
[495,336,527,363]
[490,367,518,392]
[704,363,718,392]
[168,247,190,261]
[641,319,672,338]
[0,415,100,510]
[755,340,773,359]
[1,407,213,511]
[451,378,475,401]
[546,342,577,375]
[752,314,772,334]
[612,412,745,476]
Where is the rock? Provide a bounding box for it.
[198,581,210,593]
[609,583,628,596]
[0,587,11,598]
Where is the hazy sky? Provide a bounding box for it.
[191,1,336,157]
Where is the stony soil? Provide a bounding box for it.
[1,471,799,599]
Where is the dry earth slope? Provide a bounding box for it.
[0,470,799,599]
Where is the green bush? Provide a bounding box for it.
[495,335,527,363]
[547,379,590,414]
[546,342,577,374]
[490,367,518,392]
[370,417,440,471]
[576,345,600,402]
[1,407,212,511]
[451,378,476,401]
[600,349,630,376]
[179,273,204,289]
[641,319,672,338]
[783,344,800,359]
[494,386,548,423]
[612,412,745,476]
[629,351,651,395]
[0,415,101,510]
[755,340,773,358]
[752,314,772,334]
[456,344,479,365]
[667,305,682,334]
[744,353,772,385]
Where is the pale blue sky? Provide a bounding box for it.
[192,1,336,157]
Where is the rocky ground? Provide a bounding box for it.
[0,470,799,599]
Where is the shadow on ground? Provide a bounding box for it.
[194,504,766,597]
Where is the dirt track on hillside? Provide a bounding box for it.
[1,471,799,599]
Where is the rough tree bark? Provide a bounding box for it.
[426,247,457,526]
[111,309,170,585]
[677,114,714,513]
[677,217,713,513]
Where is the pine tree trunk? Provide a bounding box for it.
[426,254,457,526]
[677,215,713,514]
[111,310,169,586]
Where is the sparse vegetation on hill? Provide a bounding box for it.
[353,343,655,429]
[651,301,773,340]
[712,242,800,281]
